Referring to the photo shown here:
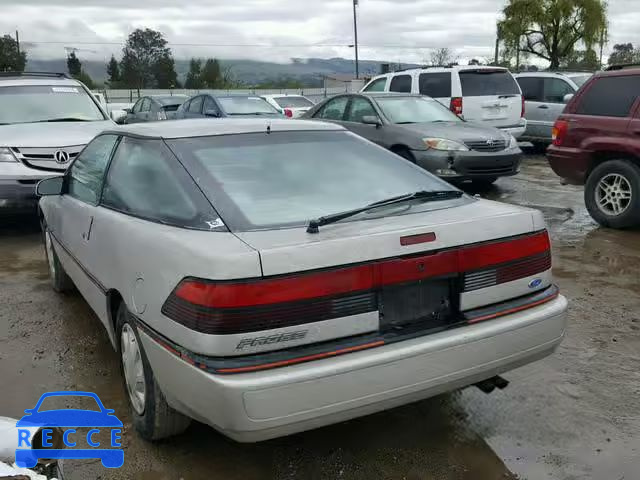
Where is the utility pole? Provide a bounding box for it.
[352,0,359,79]
[15,30,20,56]
[494,38,499,65]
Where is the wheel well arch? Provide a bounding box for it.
[106,289,124,350]
[390,144,411,153]
[588,151,640,178]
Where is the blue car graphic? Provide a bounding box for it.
[15,391,124,469]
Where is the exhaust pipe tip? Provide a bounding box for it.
[474,375,509,394]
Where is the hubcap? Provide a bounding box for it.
[121,324,146,415]
[44,231,56,279]
[595,173,632,216]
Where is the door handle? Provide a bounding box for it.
[538,105,549,109]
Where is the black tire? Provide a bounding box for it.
[41,221,74,293]
[391,146,416,163]
[584,160,640,229]
[116,302,191,441]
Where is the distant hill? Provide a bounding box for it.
[26,57,420,87]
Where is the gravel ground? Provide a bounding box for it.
[0,153,638,479]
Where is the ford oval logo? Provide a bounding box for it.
[528,278,543,289]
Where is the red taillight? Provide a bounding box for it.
[552,119,569,146]
[162,231,551,334]
[450,97,463,116]
[521,95,525,118]
[283,108,293,117]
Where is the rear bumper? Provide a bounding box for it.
[412,148,522,180]
[546,145,590,184]
[500,121,527,139]
[141,294,567,442]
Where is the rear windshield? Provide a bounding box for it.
[459,70,520,96]
[218,96,280,115]
[162,104,181,112]
[273,96,314,108]
[169,131,459,231]
[0,85,106,124]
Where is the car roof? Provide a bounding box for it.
[262,94,308,99]
[360,92,423,98]
[0,76,85,87]
[515,71,593,78]
[106,118,345,139]
[596,67,640,77]
[385,65,508,74]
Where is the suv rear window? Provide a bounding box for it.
[459,70,520,96]
[575,76,640,117]
[169,131,457,231]
[419,73,451,98]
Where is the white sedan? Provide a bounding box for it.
[36,118,567,442]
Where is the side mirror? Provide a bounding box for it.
[361,115,382,127]
[36,177,64,196]
[204,109,220,118]
[563,93,574,104]
[123,107,132,114]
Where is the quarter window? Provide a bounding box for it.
[576,76,640,117]
[363,77,388,92]
[316,96,349,120]
[389,75,412,93]
[101,137,215,229]
[517,77,544,102]
[67,135,118,204]
[418,73,452,98]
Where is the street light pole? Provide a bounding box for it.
[352,0,359,79]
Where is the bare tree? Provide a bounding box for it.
[429,48,454,66]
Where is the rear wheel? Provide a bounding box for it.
[116,302,191,440]
[41,222,74,293]
[585,160,640,229]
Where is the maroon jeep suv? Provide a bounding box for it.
[547,67,640,229]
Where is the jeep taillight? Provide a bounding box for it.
[552,119,569,146]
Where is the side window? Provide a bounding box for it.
[363,77,387,92]
[576,76,640,117]
[67,135,118,204]
[101,137,214,228]
[181,99,191,112]
[389,75,412,93]
[140,98,151,112]
[203,96,218,114]
[418,73,452,98]
[345,97,377,123]
[316,96,349,120]
[517,77,544,101]
[544,78,574,103]
[189,96,204,113]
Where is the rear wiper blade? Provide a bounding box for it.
[306,190,464,234]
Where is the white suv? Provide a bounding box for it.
[361,66,526,138]
[0,72,114,211]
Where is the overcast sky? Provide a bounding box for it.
[1,0,638,64]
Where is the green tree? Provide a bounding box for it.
[608,43,638,66]
[120,28,175,88]
[153,54,178,88]
[106,55,120,85]
[185,58,204,89]
[75,70,95,89]
[563,48,600,69]
[0,35,27,72]
[201,58,222,88]
[66,51,82,77]
[498,0,608,69]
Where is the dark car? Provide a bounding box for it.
[303,93,522,186]
[175,94,282,119]
[122,95,188,124]
[547,68,640,228]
